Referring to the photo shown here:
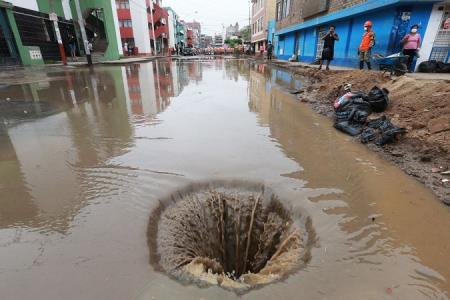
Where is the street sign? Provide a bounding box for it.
[49,12,58,21]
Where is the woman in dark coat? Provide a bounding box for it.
[319,25,339,71]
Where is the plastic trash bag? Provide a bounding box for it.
[364,86,389,113]
[334,121,365,136]
[363,116,407,145]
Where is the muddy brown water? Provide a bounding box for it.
[0,60,449,300]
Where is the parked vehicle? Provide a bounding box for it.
[182,48,195,56]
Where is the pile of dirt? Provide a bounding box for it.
[273,63,450,204]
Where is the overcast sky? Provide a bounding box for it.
[162,0,250,36]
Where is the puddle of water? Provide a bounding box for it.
[0,60,449,300]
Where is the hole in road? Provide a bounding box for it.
[148,181,315,293]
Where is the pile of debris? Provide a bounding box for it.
[333,85,406,145]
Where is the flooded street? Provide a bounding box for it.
[0,60,449,300]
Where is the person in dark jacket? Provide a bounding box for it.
[267,41,273,60]
[319,25,339,71]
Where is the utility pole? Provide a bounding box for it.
[74,0,92,65]
[149,0,157,55]
[49,0,67,65]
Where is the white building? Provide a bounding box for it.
[416,1,450,68]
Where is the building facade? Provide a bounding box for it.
[251,0,276,52]
[185,21,201,48]
[275,0,450,68]
[0,0,123,66]
[116,0,151,54]
[116,0,169,55]
[226,22,240,38]
[214,34,224,47]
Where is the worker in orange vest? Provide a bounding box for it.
[358,21,376,70]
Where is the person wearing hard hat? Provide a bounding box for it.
[358,21,375,70]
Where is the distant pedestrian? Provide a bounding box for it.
[267,41,273,60]
[123,42,128,55]
[358,21,375,70]
[319,25,339,71]
[128,43,133,56]
[68,35,77,61]
[401,24,421,72]
[88,39,94,52]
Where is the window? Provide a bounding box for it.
[276,0,290,21]
[276,1,282,21]
[116,0,130,9]
[284,0,291,17]
[120,19,132,27]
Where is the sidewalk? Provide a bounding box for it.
[271,59,450,81]
[45,55,170,67]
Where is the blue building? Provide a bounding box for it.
[275,0,450,68]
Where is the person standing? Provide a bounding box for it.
[401,24,421,72]
[358,21,375,70]
[319,25,339,70]
[68,35,77,61]
[267,41,273,60]
[123,42,128,56]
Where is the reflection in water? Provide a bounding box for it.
[247,65,450,299]
[0,60,449,300]
[0,61,200,231]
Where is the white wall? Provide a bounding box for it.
[7,0,38,10]
[129,0,152,54]
[167,10,176,49]
[62,0,72,20]
[139,62,158,116]
[416,2,447,68]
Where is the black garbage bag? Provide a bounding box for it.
[335,97,372,137]
[418,60,438,73]
[364,86,389,113]
[335,121,365,136]
[367,115,390,129]
[436,61,450,73]
[360,127,377,143]
[377,127,407,145]
[364,116,407,145]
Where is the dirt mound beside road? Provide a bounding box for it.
[275,64,450,204]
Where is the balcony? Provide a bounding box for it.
[117,9,131,19]
[120,27,134,39]
[150,24,168,39]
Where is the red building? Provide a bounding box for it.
[149,0,169,55]
[115,0,169,55]
[186,28,193,48]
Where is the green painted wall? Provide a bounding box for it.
[5,7,43,65]
[70,0,120,61]
[37,0,64,17]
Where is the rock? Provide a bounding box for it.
[411,122,426,130]
[431,167,441,173]
[391,151,404,157]
[420,155,432,163]
[428,117,450,134]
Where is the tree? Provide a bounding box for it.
[225,37,243,48]
[239,26,250,42]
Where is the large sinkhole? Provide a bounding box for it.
[147,181,315,292]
